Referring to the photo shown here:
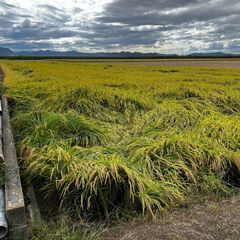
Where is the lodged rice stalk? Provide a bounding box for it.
[20,144,184,218]
[1,60,240,219]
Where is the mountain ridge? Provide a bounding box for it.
[0,47,239,58]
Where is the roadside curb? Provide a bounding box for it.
[2,97,28,239]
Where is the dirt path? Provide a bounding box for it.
[112,59,240,69]
[102,194,240,240]
[57,59,240,69]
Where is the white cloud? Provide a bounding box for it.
[0,0,240,53]
[4,0,113,24]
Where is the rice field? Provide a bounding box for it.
[1,60,240,219]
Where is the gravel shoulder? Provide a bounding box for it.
[102,194,240,240]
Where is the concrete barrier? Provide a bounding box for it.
[2,97,28,239]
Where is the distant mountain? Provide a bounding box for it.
[0,47,239,58]
[17,50,178,58]
[0,47,16,56]
[0,47,177,58]
[189,52,237,57]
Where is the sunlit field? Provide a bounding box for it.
[1,60,240,219]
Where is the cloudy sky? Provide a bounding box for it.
[0,0,240,53]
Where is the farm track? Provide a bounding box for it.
[103,193,240,240]
[57,59,240,69]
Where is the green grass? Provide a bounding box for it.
[1,60,240,219]
[32,218,100,240]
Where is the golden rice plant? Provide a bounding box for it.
[1,60,240,219]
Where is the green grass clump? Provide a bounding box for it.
[32,218,100,240]
[0,60,240,219]
[13,110,107,148]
